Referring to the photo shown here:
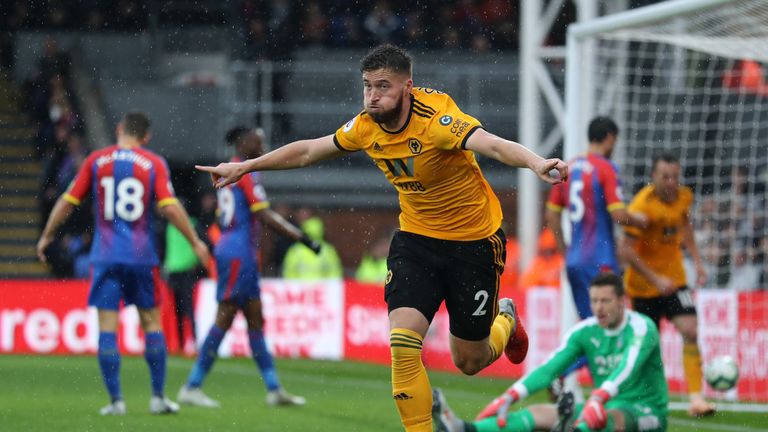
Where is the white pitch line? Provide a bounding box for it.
[669,401,768,413]
[669,418,768,432]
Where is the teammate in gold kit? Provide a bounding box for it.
[621,152,715,417]
[197,44,568,431]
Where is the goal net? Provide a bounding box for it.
[565,0,768,404]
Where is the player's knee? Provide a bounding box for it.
[452,355,484,376]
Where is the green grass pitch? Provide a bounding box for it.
[0,355,765,431]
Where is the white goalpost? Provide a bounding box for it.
[565,0,768,408]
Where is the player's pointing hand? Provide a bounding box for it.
[534,158,568,185]
[195,162,245,188]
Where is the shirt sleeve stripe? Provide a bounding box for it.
[62,193,81,206]
[333,135,354,152]
[250,202,270,212]
[157,197,179,208]
[607,202,626,211]
[546,202,563,212]
[460,126,483,150]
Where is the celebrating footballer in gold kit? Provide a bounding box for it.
[197,44,568,432]
[334,88,502,241]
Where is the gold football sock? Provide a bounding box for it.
[390,328,432,432]
[487,313,515,362]
[683,342,704,394]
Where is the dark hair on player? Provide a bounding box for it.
[225,126,250,146]
[360,44,412,76]
[652,152,680,171]
[121,112,151,139]
[589,272,624,297]
[588,116,619,143]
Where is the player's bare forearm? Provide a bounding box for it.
[244,135,341,171]
[37,198,75,261]
[196,135,342,188]
[40,199,75,240]
[611,208,647,228]
[160,202,212,266]
[259,208,304,241]
[160,202,202,245]
[544,209,567,255]
[465,129,568,184]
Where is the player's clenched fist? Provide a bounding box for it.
[195,162,246,188]
[475,387,519,427]
[578,389,610,430]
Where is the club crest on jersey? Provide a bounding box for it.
[343,116,357,132]
[439,115,452,126]
[408,138,422,154]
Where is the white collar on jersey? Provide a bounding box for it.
[602,309,630,336]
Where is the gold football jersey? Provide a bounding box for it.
[333,87,502,241]
[624,185,693,298]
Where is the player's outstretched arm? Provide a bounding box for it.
[36,198,75,262]
[159,202,212,267]
[464,129,568,184]
[196,135,342,189]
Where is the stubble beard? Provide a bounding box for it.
[367,97,403,125]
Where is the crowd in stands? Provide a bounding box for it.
[0,0,571,58]
[20,37,91,277]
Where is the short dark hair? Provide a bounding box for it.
[588,116,618,143]
[589,272,624,297]
[121,112,151,139]
[360,44,412,76]
[651,152,679,171]
[225,126,250,146]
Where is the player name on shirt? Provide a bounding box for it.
[95,149,153,170]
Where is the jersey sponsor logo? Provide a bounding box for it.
[343,116,357,132]
[408,138,422,154]
[439,115,452,126]
[397,181,426,192]
[373,142,383,152]
[451,118,471,138]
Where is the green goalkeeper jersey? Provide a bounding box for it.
[512,310,668,410]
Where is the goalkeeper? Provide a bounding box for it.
[433,272,668,432]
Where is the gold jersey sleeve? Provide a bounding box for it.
[333,87,502,241]
[624,185,693,298]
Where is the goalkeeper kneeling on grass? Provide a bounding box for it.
[433,272,668,432]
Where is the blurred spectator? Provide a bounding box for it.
[282,217,342,280]
[519,228,563,290]
[363,0,402,45]
[301,1,329,47]
[722,59,768,96]
[265,202,295,275]
[725,243,761,291]
[355,230,392,284]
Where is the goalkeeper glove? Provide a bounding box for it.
[577,389,610,430]
[300,234,322,255]
[476,387,520,428]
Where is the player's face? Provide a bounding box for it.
[239,131,264,159]
[651,160,681,202]
[362,69,412,125]
[589,285,624,329]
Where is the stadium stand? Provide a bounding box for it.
[0,73,47,277]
